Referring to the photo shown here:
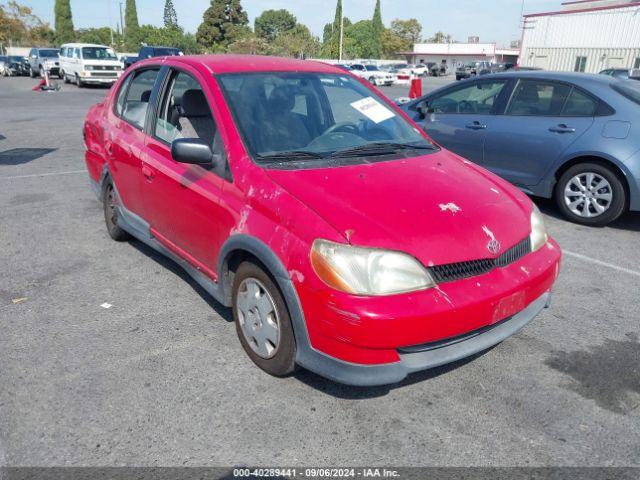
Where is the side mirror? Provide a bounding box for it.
[171,138,214,165]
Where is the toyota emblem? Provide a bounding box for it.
[487,239,501,255]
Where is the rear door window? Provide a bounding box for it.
[119,69,160,129]
[506,80,571,116]
[561,88,597,116]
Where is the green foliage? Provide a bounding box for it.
[0,1,55,46]
[390,18,422,45]
[76,27,120,46]
[254,9,296,42]
[227,34,268,55]
[329,0,342,58]
[343,20,375,59]
[269,23,320,59]
[370,0,383,58]
[196,0,249,52]
[428,31,453,43]
[381,28,408,59]
[54,0,74,44]
[137,24,201,54]
[124,0,140,51]
[163,0,178,29]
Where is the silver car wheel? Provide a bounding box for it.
[564,172,613,218]
[236,278,280,359]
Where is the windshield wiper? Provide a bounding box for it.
[256,151,326,163]
[329,142,436,158]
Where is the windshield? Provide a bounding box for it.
[612,80,640,105]
[218,72,435,166]
[82,47,117,60]
[39,49,59,58]
[365,65,379,71]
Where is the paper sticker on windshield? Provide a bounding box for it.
[350,97,395,124]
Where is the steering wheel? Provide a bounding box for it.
[322,121,359,136]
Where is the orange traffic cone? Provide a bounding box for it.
[409,75,422,99]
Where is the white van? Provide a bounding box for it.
[59,43,123,87]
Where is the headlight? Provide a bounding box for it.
[530,204,548,252]
[311,239,435,296]
[85,66,94,71]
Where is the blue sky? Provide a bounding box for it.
[24,0,561,46]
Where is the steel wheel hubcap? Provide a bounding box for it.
[107,186,118,227]
[236,278,280,359]
[564,172,613,218]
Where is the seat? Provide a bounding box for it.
[177,89,215,146]
[510,84,540,115]
[258,85,311,153]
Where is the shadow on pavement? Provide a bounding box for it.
[129,239,233,323]
[0,147,56,165]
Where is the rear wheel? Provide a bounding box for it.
[103,180,132,241]
[232,261,297,377]
[555,162,626,226]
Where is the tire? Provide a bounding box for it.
[29,66,35,78]
[76,74,84,88]
[39,66,45,78]
[62,71,69,84]
[103,180,132,241]
[368,76,376,86]
[555,162,626,227]
[232,261,297,377]
[58,71,64,80]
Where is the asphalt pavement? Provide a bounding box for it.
[0,75,639,467]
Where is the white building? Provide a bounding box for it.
[402,43,519,73]
[520,0,640,72]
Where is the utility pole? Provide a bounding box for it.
[108,0,114,46]
[339,2,344,61]
[119,1,125,40]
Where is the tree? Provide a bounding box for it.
[344,20,376,59]
[1,1,55,46]
[227,34,268,55]
[136,24,200,53]
[124,0,140,51]
[381,29,407,59]
[329,0,342,59]
[196,0,249,52]
[390,18,422,45]
[163,0,178,29]
[254,9,296,42]
[429,31,453,43]
[370,0,383,58]
[270,23,320,59]
[76,27,120,47]
[54,0,74,44]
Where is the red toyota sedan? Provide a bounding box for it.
[84,55,561,386]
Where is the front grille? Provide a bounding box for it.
[89,72,118,77]
[429,237,531,283]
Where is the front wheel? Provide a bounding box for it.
[555,162,626,226]
[76,74,84,88]
[368,76,377,86]
[232,262,297,377]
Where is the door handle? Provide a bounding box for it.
[141,164,155,181]
[465,121,487,130]
[549,124,576,133]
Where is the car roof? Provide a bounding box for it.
[60,43,111,48]
[482,70,618,86]
[142,54,347,75]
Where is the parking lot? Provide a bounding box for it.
[1,74,639,467]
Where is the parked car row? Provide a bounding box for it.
[400,71,640,226]
[10,43,183,88]
[84,55,561,386]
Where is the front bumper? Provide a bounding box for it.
[294,239,561,385]
[296,292,551,386]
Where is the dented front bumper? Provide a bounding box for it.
[294,239,561,385]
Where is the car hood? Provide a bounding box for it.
[266,151,532,267]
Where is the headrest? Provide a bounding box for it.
[267,85,295,114]
[181,89,210,117]
[140,90,151,103]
